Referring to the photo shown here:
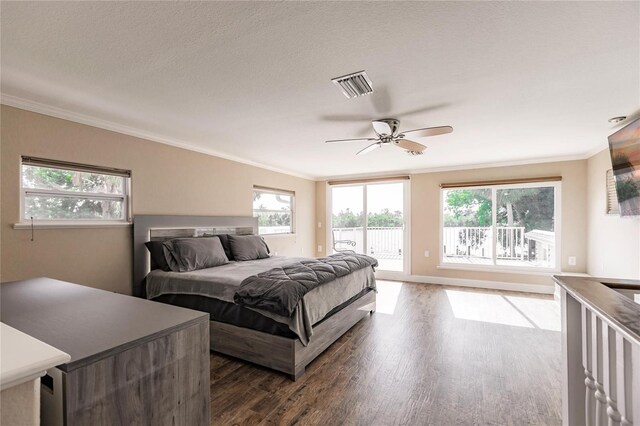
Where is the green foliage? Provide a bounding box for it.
[443,189,491,227]
[25,196,123,220]
[444,187,555,232]
[616,177,640,202]
[332,209,363,228]
[29,168,74,189]
[611,152,640,202]
[332,208,403,228]
[255,211,291,227]
[22,165,124,220]
[496,187,554,231]
[367,208,404,227]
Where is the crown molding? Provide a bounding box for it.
[0,94,318,181]
[408,152,597,175]
[582,144,609,160]
[320,151,598,182]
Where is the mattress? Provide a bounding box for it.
[146,256,376,345]
[151,288,373,339]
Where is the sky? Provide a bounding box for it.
[332,182,404,215]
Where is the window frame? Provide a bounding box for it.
[439,180,561,273]
[17,157,132,228]
[252,186,295,236]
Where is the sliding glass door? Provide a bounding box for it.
[330,185,365,254]
[330,180,409,273]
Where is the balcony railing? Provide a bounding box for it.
[443,226,526,260]
[332,226,551,266]
[332,227,403,258]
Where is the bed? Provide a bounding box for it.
[133,215,376,380]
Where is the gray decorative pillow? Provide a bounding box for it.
[217,234,235,261]
[162,237,229,272]
[145,240,171,271]
[227,235,270,261]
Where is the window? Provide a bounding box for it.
[441,180,560,270]
[21,157,131,223]
[252,186,294,235]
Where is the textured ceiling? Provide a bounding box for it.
[1,1,639,179]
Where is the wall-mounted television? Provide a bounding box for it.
[608,117,640,216]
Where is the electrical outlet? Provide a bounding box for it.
[568,256,576,266]
[317,245,322,252]
[317,222,322,228]
[424,250,430,257]
[274,251,278,256]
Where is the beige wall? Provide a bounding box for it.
[315,180,326,256]
[317,159,588,288]
[586,149,640,279]
[0,106,316,294]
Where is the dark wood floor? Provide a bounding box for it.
[209,281,562,425]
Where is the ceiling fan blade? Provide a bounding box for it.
[394,102,449,117]
[320,114,374,122]
[356,143,380,156]
[325,137,378,143]
[394,139,427,153]
[401,125,453,138]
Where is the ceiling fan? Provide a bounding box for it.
[325,118,453,156]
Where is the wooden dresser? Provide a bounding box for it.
[0,277,210,426]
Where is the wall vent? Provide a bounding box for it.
[331,71,374,99]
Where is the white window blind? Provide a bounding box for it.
[606,169,620,215]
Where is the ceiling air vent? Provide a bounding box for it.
[331,70,374,99]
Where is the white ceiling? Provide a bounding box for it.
[1,1,638,180]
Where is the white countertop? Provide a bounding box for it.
[0,323,70,391]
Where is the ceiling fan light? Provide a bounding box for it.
[608,116,627,124]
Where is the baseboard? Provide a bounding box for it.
[376,271,556,294]
[374,270,409,281]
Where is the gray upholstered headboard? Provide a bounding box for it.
[132,215,258,298]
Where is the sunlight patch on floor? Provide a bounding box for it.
[445,289,560,331]
[375,280,402,315]
[504,294,561,331]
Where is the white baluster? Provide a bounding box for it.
[615,334,632,426]
[602,324,621,426]
[561,289,586,426]
[583,306,596,424]
[631,342,639,426]
[592,314,608,425]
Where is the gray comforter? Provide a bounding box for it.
[145,256,376,346]
[234,252,378,316]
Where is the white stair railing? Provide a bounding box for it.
[557,280,639,426]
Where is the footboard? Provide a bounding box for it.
[209,290,376,380]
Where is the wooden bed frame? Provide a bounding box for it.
[133,215,376,380]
